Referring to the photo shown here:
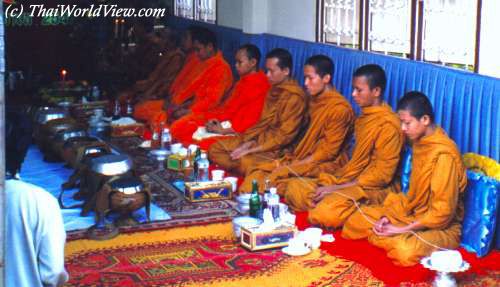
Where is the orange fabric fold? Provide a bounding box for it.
[171,51,233,108]
[291,104,403,227]
[170,71,270,145]
[342,127,467,266]
[239,87,354,193]
[169,52,200,99]
[208,78,306,174]
[318,103,403,188]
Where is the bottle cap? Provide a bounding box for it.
[270,187,277,194]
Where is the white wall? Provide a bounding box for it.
[217,0,243,30]
[479,0,500,78]
[242,0,269,34]
[268,0,316,41]
[216,0,316,41]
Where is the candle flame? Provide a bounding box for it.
[61,69,67,76]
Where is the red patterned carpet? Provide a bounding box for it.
[64,222,499,287]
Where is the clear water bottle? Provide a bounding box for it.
[196,152,210,182]
[268,187,280,222]
[113,100,121,117]
[263,179,271,209]
[126,98,133,115]
[91,86,100,101]
[161,127,171,150]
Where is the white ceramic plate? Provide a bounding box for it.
[282,246,312,256]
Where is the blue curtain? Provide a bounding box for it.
[167,16,500,161]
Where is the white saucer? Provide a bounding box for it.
[421,257,470,273]
[282,246,312,256]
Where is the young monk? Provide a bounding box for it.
[170,44,270,146]
[342,91,467,266]
[133,27,233,129]
[239,55,354,193]
[208,48,306,175]
[289,64,403,229]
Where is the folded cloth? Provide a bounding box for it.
[111,117,137,126]
[192,121,233,141]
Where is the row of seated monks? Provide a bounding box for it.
[121,25,466,267]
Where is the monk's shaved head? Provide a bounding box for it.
[353,64,386,94]
[397,91,435,123]
[238,44,261,66]
[305,55,334,82]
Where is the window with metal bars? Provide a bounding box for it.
[317,0,481,72]
[174,0,217,24]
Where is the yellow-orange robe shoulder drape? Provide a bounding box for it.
[288,104,403,228]
[342,127,467,266]
[239,87,354,194]
[208,78,306,174]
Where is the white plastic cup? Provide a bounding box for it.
[303,227,323,249]
[170,143,183,154]
[211,169,225,181]
[224,176,238,192]
[287,237,308,251]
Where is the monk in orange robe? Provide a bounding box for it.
[208,48,307,175]
[133,27,198,124]
[239,55,354,194]
[287,65,403,230]
[342,91,467,266]
[132,37,185,103]
[170,44,270,146]
[133,27,233,129]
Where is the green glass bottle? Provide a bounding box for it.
[249,180,261,218]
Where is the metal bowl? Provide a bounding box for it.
[35,108,69,124]
[109,176,144,195]
[91,154,132,176]
[55,129,88,142]
[83,146,109,156]
[42,118,78,135]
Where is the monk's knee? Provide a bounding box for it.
[308,204,341,228]
[388,241,421,266]
[284,190,309,212]
[341,212,371,240]
[283,180,313,212]
[208,141,224,160]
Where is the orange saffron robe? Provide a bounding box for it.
[289,104,403,228]
[342,127,467,266]
[208,78,306,174]
[135,48,185,99]
[239,87,354,194]
[170,71,270,146]
[133,51,200,125]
